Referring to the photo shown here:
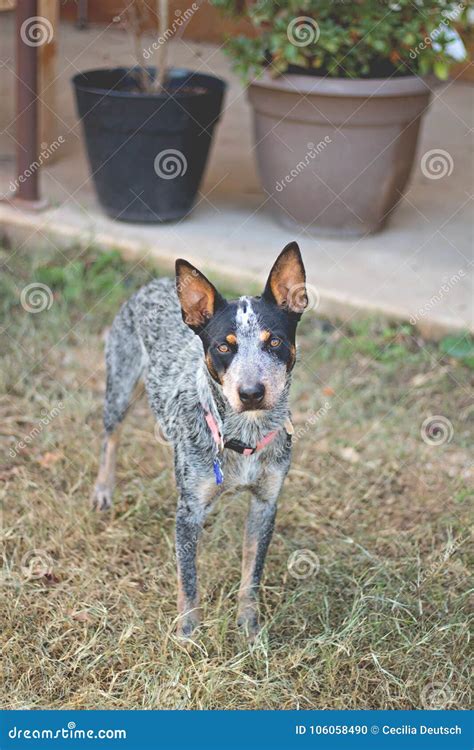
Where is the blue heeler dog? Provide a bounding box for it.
[92,242,307,640]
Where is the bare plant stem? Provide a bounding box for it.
[155,0,169,91]
[133,28,149,91]
[124,1,154,91]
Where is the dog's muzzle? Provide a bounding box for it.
[238,383,265,410]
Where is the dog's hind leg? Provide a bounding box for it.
[92,310,145,511]
[93,424,122,511]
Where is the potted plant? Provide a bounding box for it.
[452,8,474,81]
[72,0,226,223]
[211,0,468,236]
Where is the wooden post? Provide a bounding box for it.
[156,0,169,89]
[14,0,47,207]
[38,0,59,154]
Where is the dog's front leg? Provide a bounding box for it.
[174,474,219,638]
[175,494,206,639]
[237,492,278,642]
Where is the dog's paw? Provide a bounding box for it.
[176,611,201,640]
[237,607,260,643]
[91,483,113,512]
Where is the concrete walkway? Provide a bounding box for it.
[0,17,473,339]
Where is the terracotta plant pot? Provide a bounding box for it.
[248,73,435,237]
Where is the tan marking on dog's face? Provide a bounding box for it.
[260,330,271,342]
[226,333,237,345]
[206,351,221,383]
[287,343,296,371]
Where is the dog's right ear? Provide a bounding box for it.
[175,259,225,331]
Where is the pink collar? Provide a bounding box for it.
[204,410,283,457]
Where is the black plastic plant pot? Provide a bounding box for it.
[72,68,226,223]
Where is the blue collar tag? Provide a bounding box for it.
[213,457,224,485]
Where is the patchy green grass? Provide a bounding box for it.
[0,243,472,710]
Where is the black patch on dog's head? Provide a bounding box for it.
[175,243,307,386]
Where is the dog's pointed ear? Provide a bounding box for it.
[263,242,307,314]
[175,259,225,330]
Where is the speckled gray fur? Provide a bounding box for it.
[104,278,292,499]
[96,245,306,639]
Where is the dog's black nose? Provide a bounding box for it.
[239,383,265,407]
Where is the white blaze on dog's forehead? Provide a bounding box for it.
[236,297,257,330]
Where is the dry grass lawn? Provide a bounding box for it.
[0,243,472,710]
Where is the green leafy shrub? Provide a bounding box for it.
[211,0,470,80]
[440,333,474,368]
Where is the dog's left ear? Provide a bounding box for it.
[175,259,226,331]
[263,242,307,314]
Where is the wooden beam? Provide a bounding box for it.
[14,0,45,206]
[38,0,59,151]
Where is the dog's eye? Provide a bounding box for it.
[269,337,281,348]
[217,343,230,354]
